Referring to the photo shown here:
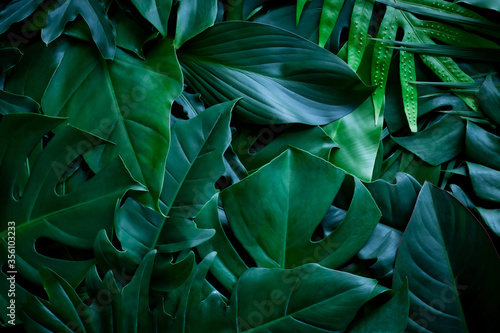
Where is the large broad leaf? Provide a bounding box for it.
[196,148,381,291]
[230,263,379,332]
[21,251,170,332]
[175,0,218,48]
[324,98,383,181]
[393,183,500,332]
[178,21,373,125]
[114,101,235,261]
[6,38,183,211]
[42,0,116,59]
[0,114,140,324]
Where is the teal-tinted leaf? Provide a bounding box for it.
[476,208,500,237]
[114,101,235,258]
[457,0,500,13]
[7,38,183,210]
[347,280,409,333]
[233,125,337,172]
[0,0,43,34]
[477,74,500,126]
[175,0,217,48]
[364,172,421,230]
[130,0,171,36]
[217,148,380,269]
[393,183,500,332]
[231,264,378,332]
[465,121,500,171]
[0,114,139,299]
[0,90,40,114]
[178,21,373,125]
[467,162,500,202]
[357,223,402,279]
[391,115,465,166]
[160,100,236,219]
[42,0,116,59]
[324,98,383,181]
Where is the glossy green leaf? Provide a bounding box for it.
[0,113,139,298]
[347,280,409,333]
[465,121,500,171]
[215,148,380,269]
[114,100,235,260]
[318,0,345,47]
[231,264,378,332]
[42,0,116,59]
[476,208,500,237]
[178,21,373,125]
[130,0,172,36]
[393,183,500,332]
[467,162,500,202]
[160,100,236,219]
[324,98,383,181]
[7,38,183,210]
[391,115,465,166]
[233,125,337,172]
[364,172,421,230]
[477,74,500,127]
[0,0,43,34]
[357,223,402,279]
[175,0,217,48]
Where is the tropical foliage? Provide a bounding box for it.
[1,0,500,332]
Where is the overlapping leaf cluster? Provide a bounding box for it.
[0,0,499,332]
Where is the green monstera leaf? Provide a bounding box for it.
[196,148,381,291]
[6,37,183,211]
[0,113,140,324]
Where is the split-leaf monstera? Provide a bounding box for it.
[1,0,499,331]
